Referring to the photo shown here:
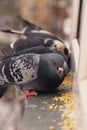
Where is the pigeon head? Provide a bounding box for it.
[50,40,68,56]
[40,53,69,77]
[38,53,69,90]
[44,39,70,59]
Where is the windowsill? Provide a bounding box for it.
[78,79,87,130]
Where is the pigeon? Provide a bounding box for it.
[0,28,69,57]
[0,52,69,99]
[0,17,70,58]
[11,36,69,56]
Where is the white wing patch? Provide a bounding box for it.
[31,30,52,34]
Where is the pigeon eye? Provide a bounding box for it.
[51,61,57,65]
[54,45,57,48]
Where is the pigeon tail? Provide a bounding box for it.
[0,29,24,35]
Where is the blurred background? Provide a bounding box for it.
[2,1,87,130]
[0,1,77,130]
[0,0,72,43]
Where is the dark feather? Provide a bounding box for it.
[0,85,9,98]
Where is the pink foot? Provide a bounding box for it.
[22,90,37,102]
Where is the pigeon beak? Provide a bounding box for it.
[57,67,64,78]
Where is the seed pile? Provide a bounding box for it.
[48,73,80,130]
[48,92,80,130]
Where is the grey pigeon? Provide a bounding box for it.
[0,52,69,98]
[0,17,69,58]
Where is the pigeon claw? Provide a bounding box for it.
[22,90,37,102]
